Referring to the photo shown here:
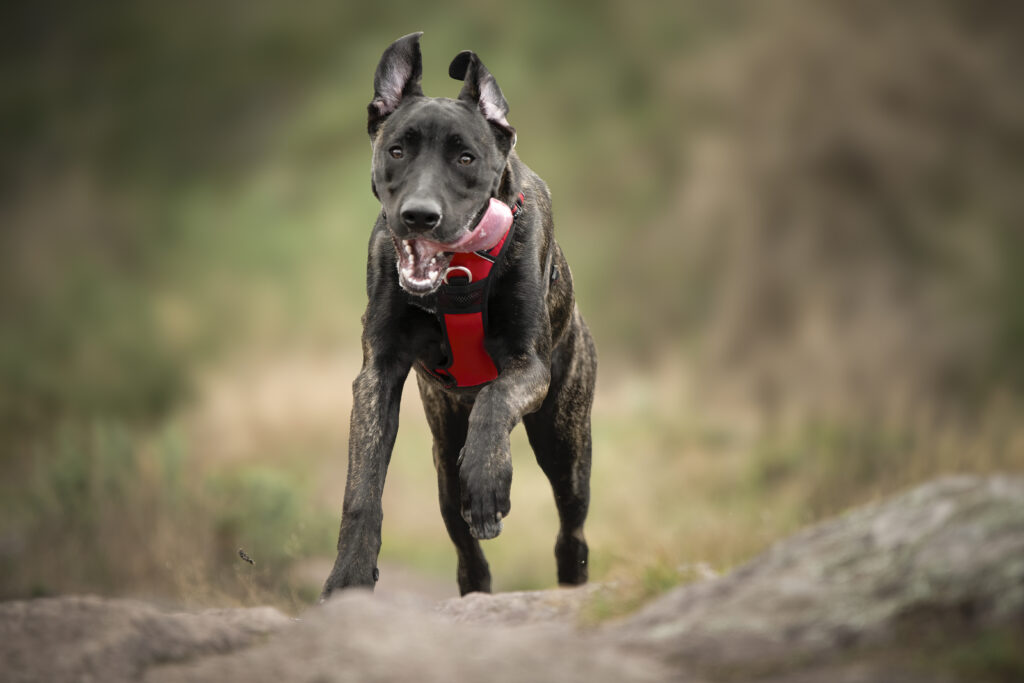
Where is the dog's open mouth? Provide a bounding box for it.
[392,235,454,294]
[391,198,514,295]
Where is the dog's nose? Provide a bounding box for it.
[400,200,442,233]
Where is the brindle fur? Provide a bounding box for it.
[322,33,596,598]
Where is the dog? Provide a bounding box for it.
[322,32,596,598]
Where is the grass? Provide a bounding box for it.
[580,559,713,625]
[937,626,1024,683]
[0,416,337,611]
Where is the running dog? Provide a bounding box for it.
[322,33,596,598]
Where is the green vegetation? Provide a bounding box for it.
[938,626,1024,683]
[2,0,1023,612]
[580,560,707,625]
[1,418,336,608]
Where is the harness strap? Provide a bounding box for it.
[426,193,524,388]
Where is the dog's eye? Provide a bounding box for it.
[458,153,475,166]
[389,146,404,159]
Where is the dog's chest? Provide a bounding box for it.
[406,292,439,316]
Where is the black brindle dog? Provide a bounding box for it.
[322,33,596,598]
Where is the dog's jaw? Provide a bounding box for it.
[392,234,452,295]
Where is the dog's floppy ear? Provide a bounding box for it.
[368,32,424,137]
[449,50,516,149]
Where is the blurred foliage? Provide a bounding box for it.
[580,559,709,625]
[0,419,335,608]
[1,0,1023,607]
[0,0,747,437]
[936,626,1024,683]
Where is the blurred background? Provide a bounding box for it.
[2,0,1022,612]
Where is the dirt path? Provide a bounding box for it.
[3,476,1022,682]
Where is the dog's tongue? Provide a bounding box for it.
[452,198,513,252]
[425,198,513,254]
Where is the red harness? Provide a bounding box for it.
[424,192,524,388]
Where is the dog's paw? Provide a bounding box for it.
[319,561,379,603]
[458,445,512,540]
[463,507,504,540]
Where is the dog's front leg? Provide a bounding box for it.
[459,355,550,539]
[321,354,409,600]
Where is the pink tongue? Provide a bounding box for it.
[423,198,513,254]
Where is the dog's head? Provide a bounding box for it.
[367,33,517,295]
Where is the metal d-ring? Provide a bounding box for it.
[443,265,473,284]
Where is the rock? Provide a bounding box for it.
[0,596,289,683]
[613,475,1024,680]
[2,476,1022,682]
[436,585,600,627]
[145,589,668,683]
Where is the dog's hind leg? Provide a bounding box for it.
[524,312,596,586]
[417,375,492,595]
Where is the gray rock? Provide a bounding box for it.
[145,589,669,683]
[613,475,1024,678]
[436,584,600,627]
[0,596,289,683]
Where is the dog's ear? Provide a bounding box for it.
[449,50,516,150]
[368,32,424,137]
